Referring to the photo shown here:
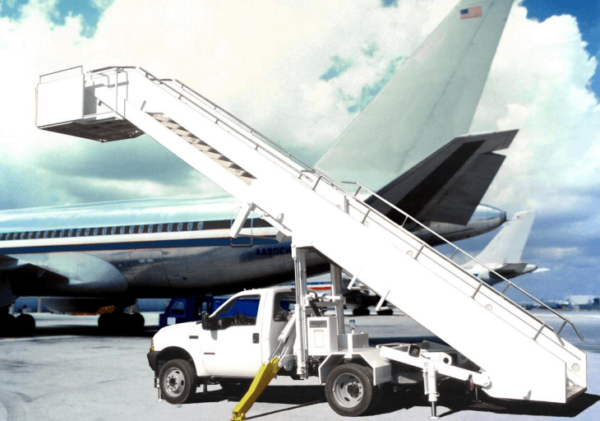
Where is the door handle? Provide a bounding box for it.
[252,333,259,344]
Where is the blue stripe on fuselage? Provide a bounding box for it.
[0,236,280,255]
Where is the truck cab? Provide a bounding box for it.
[148,287,295,402]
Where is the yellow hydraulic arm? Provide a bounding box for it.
[231,357,281,421]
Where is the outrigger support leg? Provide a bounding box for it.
[423,364,440,420]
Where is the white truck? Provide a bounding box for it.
[147,285,486,418]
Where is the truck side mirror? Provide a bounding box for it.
[201,312,210,330]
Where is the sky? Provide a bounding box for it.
[0,0,598,303]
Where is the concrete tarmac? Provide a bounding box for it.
[1,311,599,421]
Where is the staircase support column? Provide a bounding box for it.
[293,246,310,379]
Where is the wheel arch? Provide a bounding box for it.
[319,352,391,386]
[157,346,197,378]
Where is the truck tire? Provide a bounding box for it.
[325,363,378,417]
[159,359,195,404]
[220,378,252,397]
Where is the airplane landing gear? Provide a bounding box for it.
[352,307,370,316]
[0,312,36,337]
[0,313,16,336]
[98,310,145,334]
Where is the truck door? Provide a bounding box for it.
[201,294,263,377]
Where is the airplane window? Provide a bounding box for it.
[157,224,163,233]
[76,229,82,237]
[36,232,42,239]
[148,225,154,233]
[109,227,115,235]
[51,231,57,238]
[187,222,193,231]
[58,230,65,238]
[85,228,90,236]
[119,227,125,234]
[197,222,204,230]
[7,233,14,240]
[177,223,183,231]
[129,226,135,234]
[167,223,173,232]
[93,228,98,236]
[102,227,107,235]
[68,229,74,237]
[43,231,49,239]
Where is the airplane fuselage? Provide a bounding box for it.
[0,196,506,306]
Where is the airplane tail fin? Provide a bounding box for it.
[477,210,536,265]
[316,0,514,190]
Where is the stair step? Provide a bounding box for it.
[172,127,192,137]
[151,113,171,123]
[181,135,202,144]
[193,143,216,153]
[160,120,181,130]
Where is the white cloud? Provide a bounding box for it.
[0,0,598,229]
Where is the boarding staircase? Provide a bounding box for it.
[36,66,587,403]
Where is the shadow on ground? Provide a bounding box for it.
[0,325,157,339]
[184,382,600,419]
[374,383,600,419]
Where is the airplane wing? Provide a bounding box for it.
[0,254,69,283]
[366,130,517,225]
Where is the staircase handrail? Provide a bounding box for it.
[343,181,584,343]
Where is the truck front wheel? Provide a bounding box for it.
[325,363,379,417]
[159,359,195,404]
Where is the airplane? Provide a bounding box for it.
[338,210,547,315]
[462,210,548,285]
[0,0,517,335]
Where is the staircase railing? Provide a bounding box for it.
[342,181,584,344]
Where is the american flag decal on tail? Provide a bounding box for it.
[460,6,482,20]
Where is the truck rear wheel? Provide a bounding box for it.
[325,363,378,417]
[159,359,195,404]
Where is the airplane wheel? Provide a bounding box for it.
[352,308,370,316]
[130,313,145,332]
[159,359,196,405]
[98,312,117,332]
[15,314,36,336]
[0,314,16,336]
[325,363,378,417]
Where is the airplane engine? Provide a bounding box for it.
[42,297,135,314]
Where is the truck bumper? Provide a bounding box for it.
[147,350,159,372]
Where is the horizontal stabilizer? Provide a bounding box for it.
[367,130,517,225]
